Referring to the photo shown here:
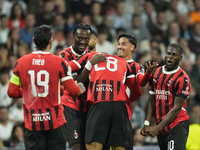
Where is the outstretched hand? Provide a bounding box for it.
[146,62,159,74]
[90,53,107,65]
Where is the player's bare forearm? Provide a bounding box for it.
[75,67,90,84]
[145,94,155,122]
[156,96,185,131]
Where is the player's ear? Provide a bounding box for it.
[32,37,35,43]
[95,38,98,44]
[130,45,135,52]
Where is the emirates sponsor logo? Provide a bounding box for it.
[156,90,170,100]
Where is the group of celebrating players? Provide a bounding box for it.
[7,23,191,150]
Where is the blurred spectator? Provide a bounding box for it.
[188,22,200,54]
[0,138,5,149]
[180,60,192,76]
[71,0,92,23]
[81,14,97,32]
[176,13,191,40]
[0,44,9,68]
[131,100,145,129]
[90,2,103,26]
[149,11,168,38]
[0,15,10,44]
[127,14,150,43]
[8,54,18,77]
[9,98,24,125]
[4,124,25,149]
[53,0,66,14]
[133,128,146,146]
[186,112,200,150]
[1,0,27,17]
[7,28,23,55]
[190,54,200,101]
[36,0,54,26]
[0,107,14,142]
[17,42,30,58]
[187,87,199,113]
[0,67,12,107]
[190,104,200,121]
[178,37,195,65]
[27,0,44,16]
[19,13,35,47]
[54,45,63,56]
[97,15,116,42]
[162,22,180,47]
[8,3,25,30]
[140,1,157,27]
[111,0,132,29]
[96,28,115,55]
[150,48,165,68]
[52,14,65,33]
[64,14,78,33]
[165,0,179,24]
[189,0,200,24]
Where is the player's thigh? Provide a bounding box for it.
[167,121,189,150]
[109,101,127,148]
[24,128,46,150]
[157,134,168,150]
[46,124,67,150]
[63,105,87,146]
[85,102,112,145]
[86,142,103,150]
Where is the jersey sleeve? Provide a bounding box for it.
[59,50,71,62]
[8,61,22,98]
[59,60,81,97]
[68,54,89,72]
[175,76,191,99]
[131,63,150,87]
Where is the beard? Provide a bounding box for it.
[88,45,94,50]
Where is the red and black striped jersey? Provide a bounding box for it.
[71,52,136,104]
[59,46,91,112]
[13,51,73,131]
[149,66,191,134]
[125,60,142,121]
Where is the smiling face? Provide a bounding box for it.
[117,37,134,60]
[73,29,91,54]
[165,46,182,71]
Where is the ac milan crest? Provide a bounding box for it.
[167,79,172,86]
[74,130,78,139]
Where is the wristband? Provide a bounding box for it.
[144,120,150,126]
[85,61,93,71]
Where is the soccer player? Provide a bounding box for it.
[117,33,158,150]
[88,29,98,52]
[7,25,85,150]
[140,43,191,150]
[68,52,138,150]
[59,23,92,150]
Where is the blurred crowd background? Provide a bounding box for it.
[0,0,200,149]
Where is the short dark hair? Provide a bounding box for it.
[91,29,98,38]
[118,33,137,49]
[0,67,9,75]
[72,23,92,35]
[168,43,183,55]
[0,43,8,49]
[34,25,52,51]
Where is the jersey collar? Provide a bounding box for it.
[32,51,50,54]
[126,59,134,62]
[162,65,180,74]
[70,46,86,57]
